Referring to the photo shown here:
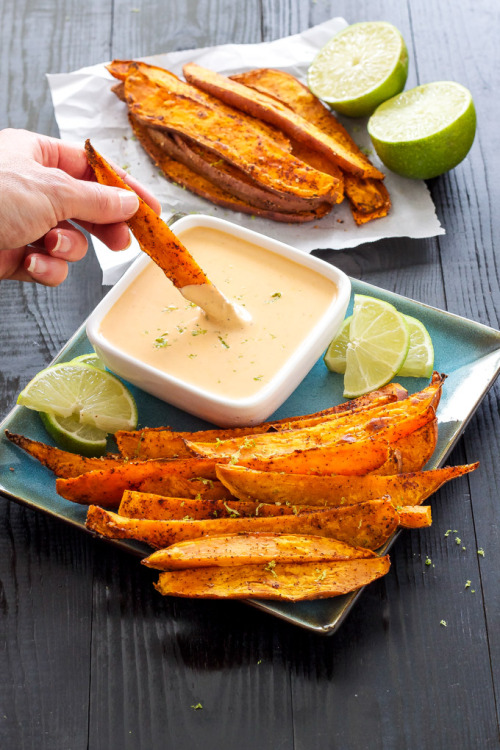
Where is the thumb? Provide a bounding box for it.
[54,174,140,225]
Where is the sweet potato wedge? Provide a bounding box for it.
[115,383,408,459]
[117,490,310,520]
[125,70,341,203]
[142,532,376,569]
[5,431,122,478]
[184,63,383,180]
[85,140,210,288]
[215,462,479,507]
[56,458,222,507]
[85,497,399,550]
[393,419,439,472]
[130,117,329,223]
[397,506,432,529]
[231,68,390,221]
[153,556,391,600]
[108,59,293,152]
[185,383,440,461]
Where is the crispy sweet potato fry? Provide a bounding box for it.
[85,140,210,288]
[184,63,383,180]
[397,506,432,528]
[115,382,408,459]
[231,68,390,222]
[118,491,310,520]
[56,458,223,507]
[126,70,341,203]
[130,117,329,223]
[185,384,440,461]
[142,532,376,569]
[153,556,391,600]
[393,419,439,472]
[108,60,293,152]
[86,497,399,550]
[215,462,479,507]
[5,431,122,478]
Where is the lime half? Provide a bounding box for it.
[324,315,352,374]
[308,21,408,117]
[398,315,434,377]
[18,362,137,433]
[40,413,108,457]
[368,81,476,178]
[343,295,410,398]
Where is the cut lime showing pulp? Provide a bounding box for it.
[71,352,106,370]
[40,412,108,457]
[17,363,137,433]
[398,315,434,377]
[308,21,408,117]
[324,315,352,374]
[368,81,476,178]
[343,295,410,398]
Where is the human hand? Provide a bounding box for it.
[0,128,162,286]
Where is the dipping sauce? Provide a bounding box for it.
[99,227,338,400]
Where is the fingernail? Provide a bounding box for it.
[27,256,48,275]
[53,232,71,254]
[119,190,139,215]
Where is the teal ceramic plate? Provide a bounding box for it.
[1,278,499,634]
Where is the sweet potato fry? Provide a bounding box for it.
[115,382,408,459]
[184,63,383,180]
[153,556,391,600]
[109,60,293,152]
[85,140,210,289]
[397,506,432,529]
[142,532,376,569]
[118,490,309,520]
[56,458,223,507]
[5,431,122,478]
[185,386,439,461]
[86,497,399,550]
[215,462,479,507]
[125,70,341,203]
[236,437,391,476]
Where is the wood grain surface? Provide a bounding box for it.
[0,1,499,748]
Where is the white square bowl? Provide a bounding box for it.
[86,215,351,426]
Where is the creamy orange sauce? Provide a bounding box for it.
[99,227,337,399]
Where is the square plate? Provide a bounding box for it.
[1,277,499,634]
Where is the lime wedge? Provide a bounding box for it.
[324,315,352,374]
[398,315,434,377]
[40,412,108,457]
[71,352,106,370]
[343,295,410,398]
[17,363,138,433]
[368,81,476,178]
[308,21,408,117]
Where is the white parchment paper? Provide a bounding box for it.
[47,17,444,285]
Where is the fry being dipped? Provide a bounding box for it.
[85,139,251,327]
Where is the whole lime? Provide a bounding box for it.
[367,81,476,179]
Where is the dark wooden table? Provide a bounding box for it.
[1,2,499,748]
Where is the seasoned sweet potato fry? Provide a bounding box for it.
[56,458,223,507]
[215,462,479,507]
[154,556,391,600]
[184,63,383,180]
[142,532,376,569]
[126,70,341,203]
[116,383,407,459]
[397,506,432,528]
[85,140,210,289]
[118,491,310,520]
[393,419,438,472]
[86,497,399,550]
[5,431,122,478]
